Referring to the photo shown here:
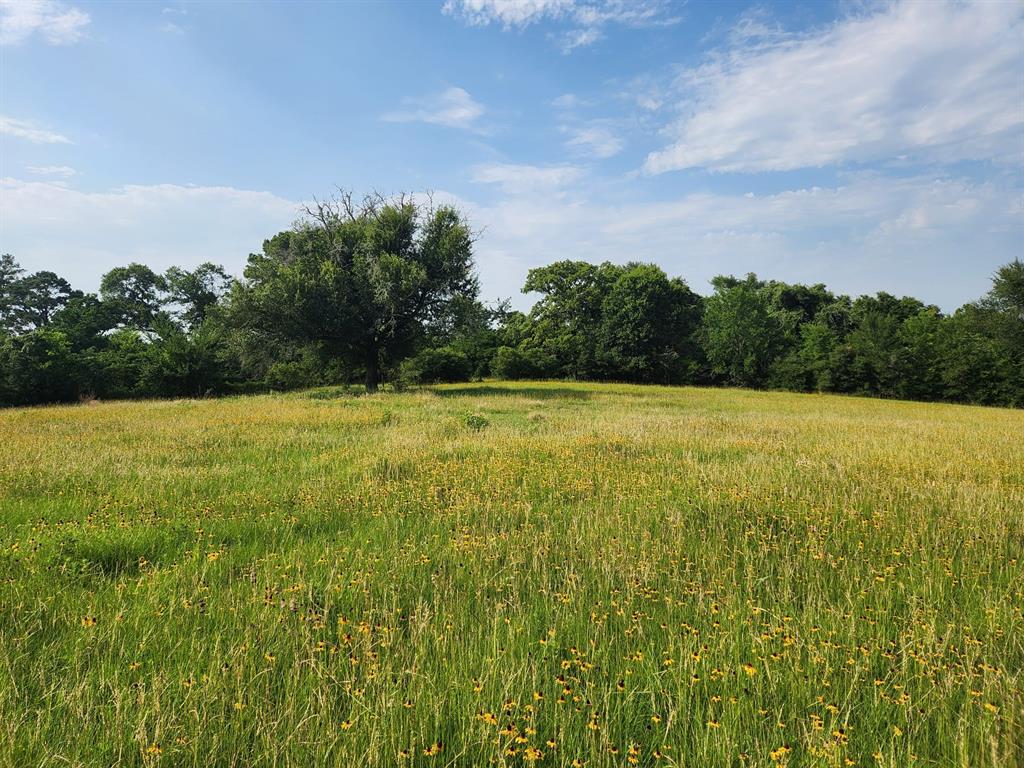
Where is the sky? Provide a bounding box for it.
[1,0,1022,312]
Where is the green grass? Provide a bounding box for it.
[0,382,1021,767]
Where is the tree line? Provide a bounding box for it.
[2,193,1021,407]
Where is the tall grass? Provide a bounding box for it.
[0,382,1021,767]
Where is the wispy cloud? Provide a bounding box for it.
[552,92,626,159]
[0,178,300,290]
[443,0,680,52]
[444,0,574,27]
[0,0,89,45]
[551,93,588,109]
[2,170,1018,315]
[0,115,71,144]
[565,125,623,159]
[644,0,1024,174]
[382,86,485,130]
[470,162,584,194]
[26,164,77,178]
[451,172,1023,312]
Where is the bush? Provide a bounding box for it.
[264,361,321,391]
[403,347,473,384]
[0,329,80,406]
[260,350,348,392]
[490,346,556,380]
[464,413,489,431]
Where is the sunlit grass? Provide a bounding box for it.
[0,382,1021,767]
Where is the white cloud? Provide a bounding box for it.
[443,0,574,27]
[0,173,1018,315]
[645,0,1024,174]
[449,172,1023,312]
[381,86,485,130]
[634,94,662,112]
[561,25,602,52]
[443,0,679,52]
[470,162,584,194]
[0,179,300,289]
[551,93,587,109]
[0,115,71,144]
[0,0,89,45]
[26,164,77,178]
[565,125,623,158]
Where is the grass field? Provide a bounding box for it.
[0,382,1021,767]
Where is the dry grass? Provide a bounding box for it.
[0,382,1021,767]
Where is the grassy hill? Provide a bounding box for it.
[1,382,1021,766]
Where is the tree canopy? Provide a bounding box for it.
[0,216,1020,408]
[225,193,477,392]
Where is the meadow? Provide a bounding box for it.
[0,382,1021,767]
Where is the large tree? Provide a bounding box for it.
[100,263,168,330]
[846,293,930,397]
[701,274,794,387]
[0,254,24,334]
[0,255,78,335]
[165,263,232,329]
[938,259,1024,405]
[228,192,477,392]
[986,258,1024,320]
[521,260,622,379]
[597,264,702,384]
[8,271,77,331]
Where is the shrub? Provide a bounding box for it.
[0,329,79,406]
[490,346,556,380]
[403,347,473,384]
[264,361,321,391]
[464,413,489,431]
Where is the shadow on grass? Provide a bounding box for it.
[431,385,592,401]
[305,385,362,400]
[53,527,190,579]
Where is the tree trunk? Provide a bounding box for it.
[365,348,379,394]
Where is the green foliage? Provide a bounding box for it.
[0,255,79,335]
[463,412,489,430]
[0,253,25,333]
[164,263,232,329]
[509,260,702,384]
[894,309,943,401]
[987,258,1024,319]
[1,236,1021,408]
[702,274,793,387]
[401,346,473,384]
[137,319,228,398]
[0,328,78,405]
[937,307,1016,405]
[89,329,150,399]
[597,264,703,383]
[263,361,323,392]
[5,271,76,332]
[50,294,120,349]
[490,345,557,380]
[99,263,167,330]
[421,295,507,378]
[261,352,348,393]
[521,260,619,378]
[225,193,477,392]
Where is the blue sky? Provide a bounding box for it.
[1,0,1021,311]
